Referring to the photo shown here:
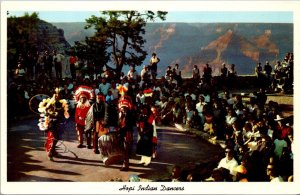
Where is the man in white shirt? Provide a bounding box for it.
[53,50,65,79]
[149,53,160,79]
[273,136,288,159]
[217,148,238,177]
[196,95,206,125]
[127,65,138,81]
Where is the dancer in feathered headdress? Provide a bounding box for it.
[114,83,135,171]
[74,85,94,148]
[136,88,159,166]
[37,87,69,160]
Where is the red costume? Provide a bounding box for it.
[74,86,94,148]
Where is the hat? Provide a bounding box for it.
[74,85,94,102]
[235,165,247,174]
[274,115,284,121]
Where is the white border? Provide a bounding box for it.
[1,1,300,194]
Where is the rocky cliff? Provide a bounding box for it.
[36,20,70,52]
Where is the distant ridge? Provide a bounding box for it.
[52,22,293,76]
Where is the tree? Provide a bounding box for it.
[7,12,40,68]
[85,11,167,77]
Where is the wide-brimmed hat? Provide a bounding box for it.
[274,115,285,121]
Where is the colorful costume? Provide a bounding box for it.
[85,94,108,154]
[118,94,134,171]
[74,86,94,148]
[37,89,69,160]
[136,104,155,166]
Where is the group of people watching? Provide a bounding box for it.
[8,50,293,181]
[255,52,293,93]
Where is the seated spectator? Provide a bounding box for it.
[203,111,214,135]
[205,168,227,182]
[105,90,114,104]
[190,109,202,129]
[99,78,111,96]
[273,134,288,160]
[217,147,238,179]
[136,89,145,107]
[184,103,194,128]
[171,165,183,182]
[266,164,284,182]
[172,103,183,124]
[234,165,248,182]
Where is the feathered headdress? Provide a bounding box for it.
[116,83,128,96]
[74,85,94,103]
[37,96,69,131]
[118,95,133,110]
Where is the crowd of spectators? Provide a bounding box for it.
[7,50,293,182]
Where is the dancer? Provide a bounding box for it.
[118,94,135,171]
[74,86,94,148]
[136,89,156,166]
[37,88,69,160]
[85,94,108,154]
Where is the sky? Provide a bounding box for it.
[8,11,293,23]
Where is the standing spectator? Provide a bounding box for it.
[25,51,35,80]
[127,65,138,82]
[203,63,212,83]
[53,50,65,80]
[192,65,200,83]
[35,51,44,79]
[149,53,160,79]
[173,63,182,85]
[228,64,237,89]
[15,63,26,83]
[141,65,151,82]
[220,63,228,87]
[44,50,53,79]
[165,66,173,81]
[255,62,264,88]
[220,63,228,78]
[69,55,77,80]
[264,61,272,80]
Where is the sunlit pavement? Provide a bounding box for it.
[6,117,223,182]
